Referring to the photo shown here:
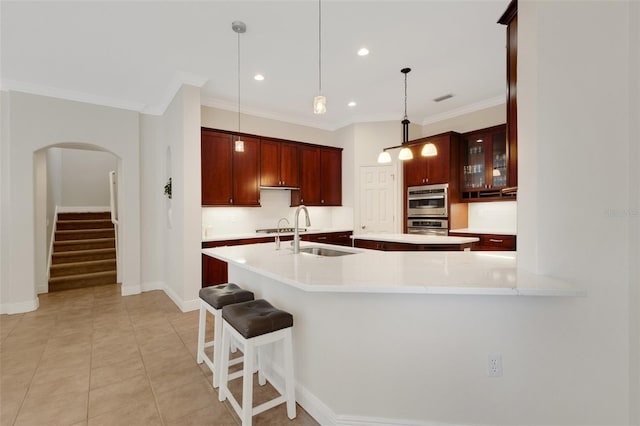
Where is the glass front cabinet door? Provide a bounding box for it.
[461,124,507,191]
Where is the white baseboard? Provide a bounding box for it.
[121,284,141,296]
[161,285,199,313]
[0,297,39,314]
[141,281,164,292]
[253,354,453,426]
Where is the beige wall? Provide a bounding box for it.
[422,103,505,137]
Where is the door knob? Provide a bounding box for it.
[361,225,366,229]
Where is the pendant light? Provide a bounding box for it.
[232,21,246,152]
[397,68,413,161]
[313,0,326,114]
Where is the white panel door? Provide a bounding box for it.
[359,165,395,233]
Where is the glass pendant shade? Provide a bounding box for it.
[421,143,437,157]
[313,95,327,114]
[398,147,413,161]
[377,151,392,164]
[234,139,245,152]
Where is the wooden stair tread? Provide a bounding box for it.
[50,259,116,269]
[48,270,116,283]
[54,238,115,245]
[53,248,115,257]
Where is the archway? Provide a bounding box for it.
[34,143,122,294]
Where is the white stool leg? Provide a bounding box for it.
[212,308,223,388]
[257,346,266,386]
[218,322,231,402]
[196,301,206,364]
[283,330,296,419]
[241,341,255,426]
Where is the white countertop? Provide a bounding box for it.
[449,228,517,236]
[352,233,478,245]
[203,242,584,297]
[202,228,352,243]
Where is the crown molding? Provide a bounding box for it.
[1,78,146,112]
[421,95,505,126]
[202,96,341,132]
[142,71,209,116]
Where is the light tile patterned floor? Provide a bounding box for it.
[0,285,319,426]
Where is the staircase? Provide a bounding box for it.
[48,212,117,292]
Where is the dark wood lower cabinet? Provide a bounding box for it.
[202,254,228,287]
[448,233,516,251]
[353,239,473,251]
[302,231,352,247]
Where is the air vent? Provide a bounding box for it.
[433,93,454,102]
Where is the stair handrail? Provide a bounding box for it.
[109,171,119,226]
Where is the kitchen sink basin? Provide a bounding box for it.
[298,246,356,257]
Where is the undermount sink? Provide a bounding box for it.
[298,246,356,257]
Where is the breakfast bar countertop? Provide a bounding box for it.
[202,242,584,297]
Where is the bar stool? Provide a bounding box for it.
[197,283,254,388]
[218,299,296,426]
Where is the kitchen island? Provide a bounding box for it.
[351,233,478,251]
[203,242,584,425]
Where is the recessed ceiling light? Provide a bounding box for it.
[348,101,357,107]
[357,47,369,56]
[254,74,265,81]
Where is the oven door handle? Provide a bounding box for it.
[408,194,445,200]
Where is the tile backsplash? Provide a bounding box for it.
[202,189,353,238]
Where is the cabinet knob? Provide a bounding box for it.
[321,200,324,204]
[230,198,233,204]
[361,225,366,229]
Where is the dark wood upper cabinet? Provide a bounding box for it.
[403,133,457,187]
[232,135,260,206]
[291,145,342,206]
[320,148,342,206]
[201,129,260,206]
[296,146,321,205]
[499,0,518,188]
[260,139,300,188]
[201,130,233,206]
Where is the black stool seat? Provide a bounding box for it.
[222,299,293,339]
[199,283,254,310]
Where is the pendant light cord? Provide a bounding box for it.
[237,30,241,134]
[404,71,408,120]
[318,0,322,93]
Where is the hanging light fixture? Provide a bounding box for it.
[232,21,246,152]
[397,68,413,160]
[313,0,326,114]
[377,67,438,163]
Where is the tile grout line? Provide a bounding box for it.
[168,309,242,426]
[124,297,167,426]
[8,310,59,426]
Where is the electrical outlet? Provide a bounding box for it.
[487,353,503,377]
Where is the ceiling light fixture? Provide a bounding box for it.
[313,0,326,114]
[254,74,264,81]
[377,67,437,163]
[348,101,357,107]
[232,20,246,152]
[357,47,369,56]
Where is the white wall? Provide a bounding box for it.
[158,85,202,311]
[422,103,505,137]
[0,92,141,312]
[516,1,637,423]
[59,148,117,206]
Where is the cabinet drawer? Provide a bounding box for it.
[477,234,516,250]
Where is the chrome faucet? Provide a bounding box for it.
[275,217,290,250]
[293,205,311,254]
